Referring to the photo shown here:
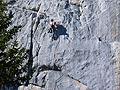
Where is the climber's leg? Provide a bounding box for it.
[48,28,52,33]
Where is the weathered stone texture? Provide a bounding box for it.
[7,0,120,90]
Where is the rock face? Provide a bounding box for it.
[6,0,120,90]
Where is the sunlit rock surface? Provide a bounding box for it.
[7,0,120,90]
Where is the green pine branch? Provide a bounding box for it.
[0,0,35,89]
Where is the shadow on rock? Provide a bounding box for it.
[8,0,16,5]
[54,25,69,40]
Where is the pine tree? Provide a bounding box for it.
[0,0,34,89]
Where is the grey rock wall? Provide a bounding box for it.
[7,0,120,90]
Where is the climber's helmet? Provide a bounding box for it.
[54,22,56,25]
[51,19,54,22]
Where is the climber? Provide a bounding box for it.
[54,22,58,29]
[48,19,54,33]
[52,21,58,40]
[48,19,58,40]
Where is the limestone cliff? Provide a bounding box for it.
[6,0,120,90]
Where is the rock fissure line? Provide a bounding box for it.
[9,5,49,20]
[41,73,47,88]
[25,13,34,85]
[67,74,87,87]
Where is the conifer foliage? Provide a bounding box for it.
[0,0,34,89]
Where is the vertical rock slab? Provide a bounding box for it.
[7,0,120,90]
[111,42,120,90]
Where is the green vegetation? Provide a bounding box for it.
[0,0,34,89]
